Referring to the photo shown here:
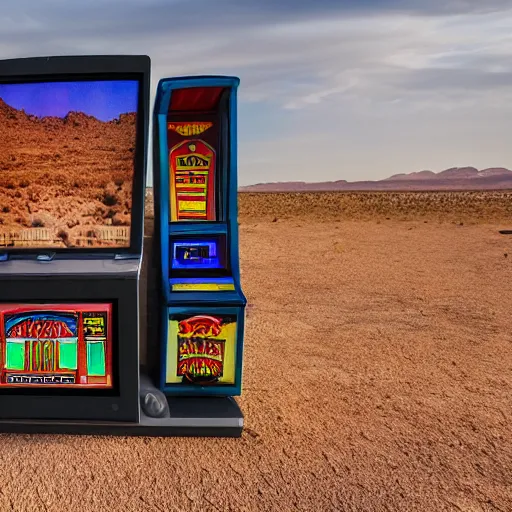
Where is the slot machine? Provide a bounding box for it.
[0,54,150,429]
[153,76,246,424]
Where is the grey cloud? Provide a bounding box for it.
[0,0,510,113]
[333,0,512,16]
[392,66,512,92]
[1,0,512,48]
[295,65,512,110]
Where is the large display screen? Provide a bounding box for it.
[0,303,113,388]
[0,79,139,249]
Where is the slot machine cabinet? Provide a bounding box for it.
[153,76,246,435]
[0,55,152,431]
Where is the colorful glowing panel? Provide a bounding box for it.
[0,303,112,388]
[170,277,236,292]
[167,108,219,223]
[166,314,237,386]
[0,80,139,249]
[171,239,222,270]
[169,139,216,221]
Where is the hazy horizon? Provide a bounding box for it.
[1,1,511,186]
[142,164,512,187]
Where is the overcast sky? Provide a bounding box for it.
[1,0,511,185]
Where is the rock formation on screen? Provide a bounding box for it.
[0,98,137,248]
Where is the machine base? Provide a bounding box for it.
[0,376,244,438]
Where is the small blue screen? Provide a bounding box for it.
[171,240,222,269]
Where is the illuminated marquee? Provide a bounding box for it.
[168,122,212,137]
[7,318,74,338]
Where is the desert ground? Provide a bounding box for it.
[0,98,136,248]
[0,191,511,511]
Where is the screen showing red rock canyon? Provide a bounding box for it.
[0,79,139,249]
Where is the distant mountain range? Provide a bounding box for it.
[238,167,512,192]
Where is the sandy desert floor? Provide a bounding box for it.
[0,210,511,511]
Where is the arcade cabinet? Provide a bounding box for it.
[0,55,153,434]
[152,76,247,436]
